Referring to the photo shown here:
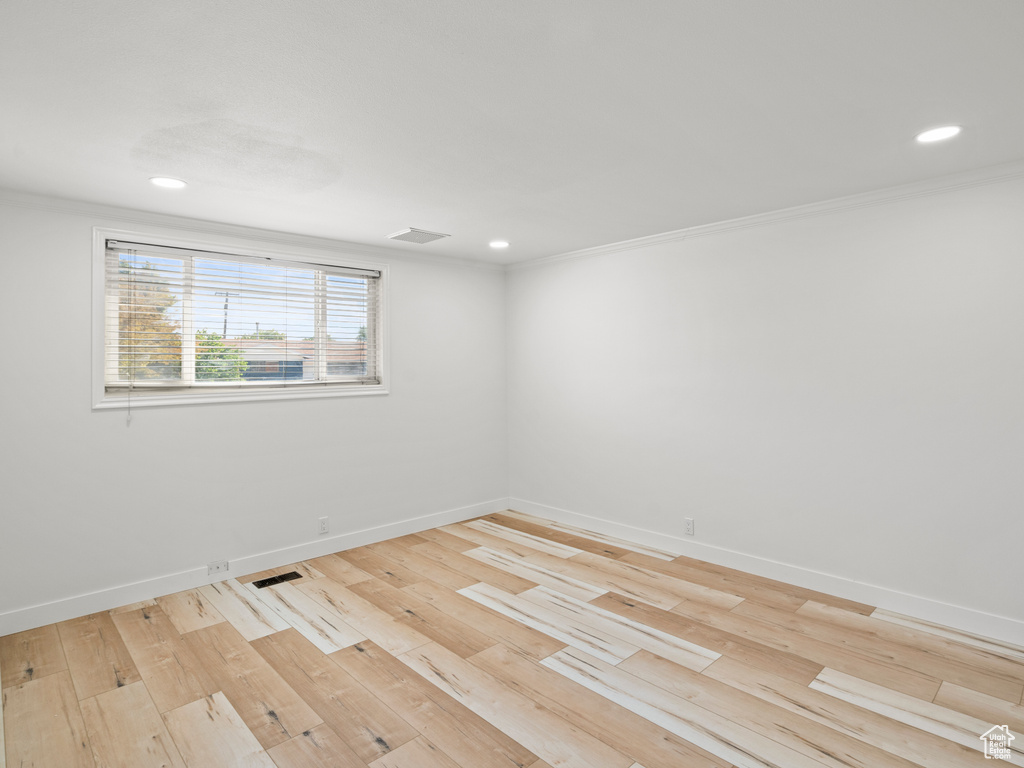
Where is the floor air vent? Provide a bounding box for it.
[251,571,303,588]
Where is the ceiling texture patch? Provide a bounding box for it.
[131,119,342,194]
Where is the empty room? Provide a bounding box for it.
[1,1,1022,766]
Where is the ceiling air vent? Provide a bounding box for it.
[387,227,450,244]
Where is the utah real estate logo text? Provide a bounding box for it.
[980,725,1015,761]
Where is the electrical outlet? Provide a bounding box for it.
[207,560,229,576]
[684,518,694,536]
[317,516,329,535]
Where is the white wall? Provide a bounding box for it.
[508,174,1024,639]
[0,194,508,634]
[4,172,1024,642]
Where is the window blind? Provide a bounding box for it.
[104,240,381,393]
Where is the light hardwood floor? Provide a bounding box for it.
[2,510,1023,767]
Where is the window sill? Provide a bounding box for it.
[93,382,389,410]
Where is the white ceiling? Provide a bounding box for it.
[2,1,1023,265]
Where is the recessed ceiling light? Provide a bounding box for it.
[489,240,509,249]
[915,126,961,144]
[149,177,187,189]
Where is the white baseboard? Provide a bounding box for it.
[0,498,508,636]
[510,498,1024,646]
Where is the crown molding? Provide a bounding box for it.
[510,158,1024,271]
[8,158,1024,276]
[0,187,505,273]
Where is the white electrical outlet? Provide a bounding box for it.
[684,518,694,536]
[207,560,229,576]
[317,516,329,535]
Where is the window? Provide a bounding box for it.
[94,230,386,408]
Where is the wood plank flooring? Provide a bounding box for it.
[0,655,5,768]
[2,510,1022,767]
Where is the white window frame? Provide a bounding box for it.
[92,227,389,409]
